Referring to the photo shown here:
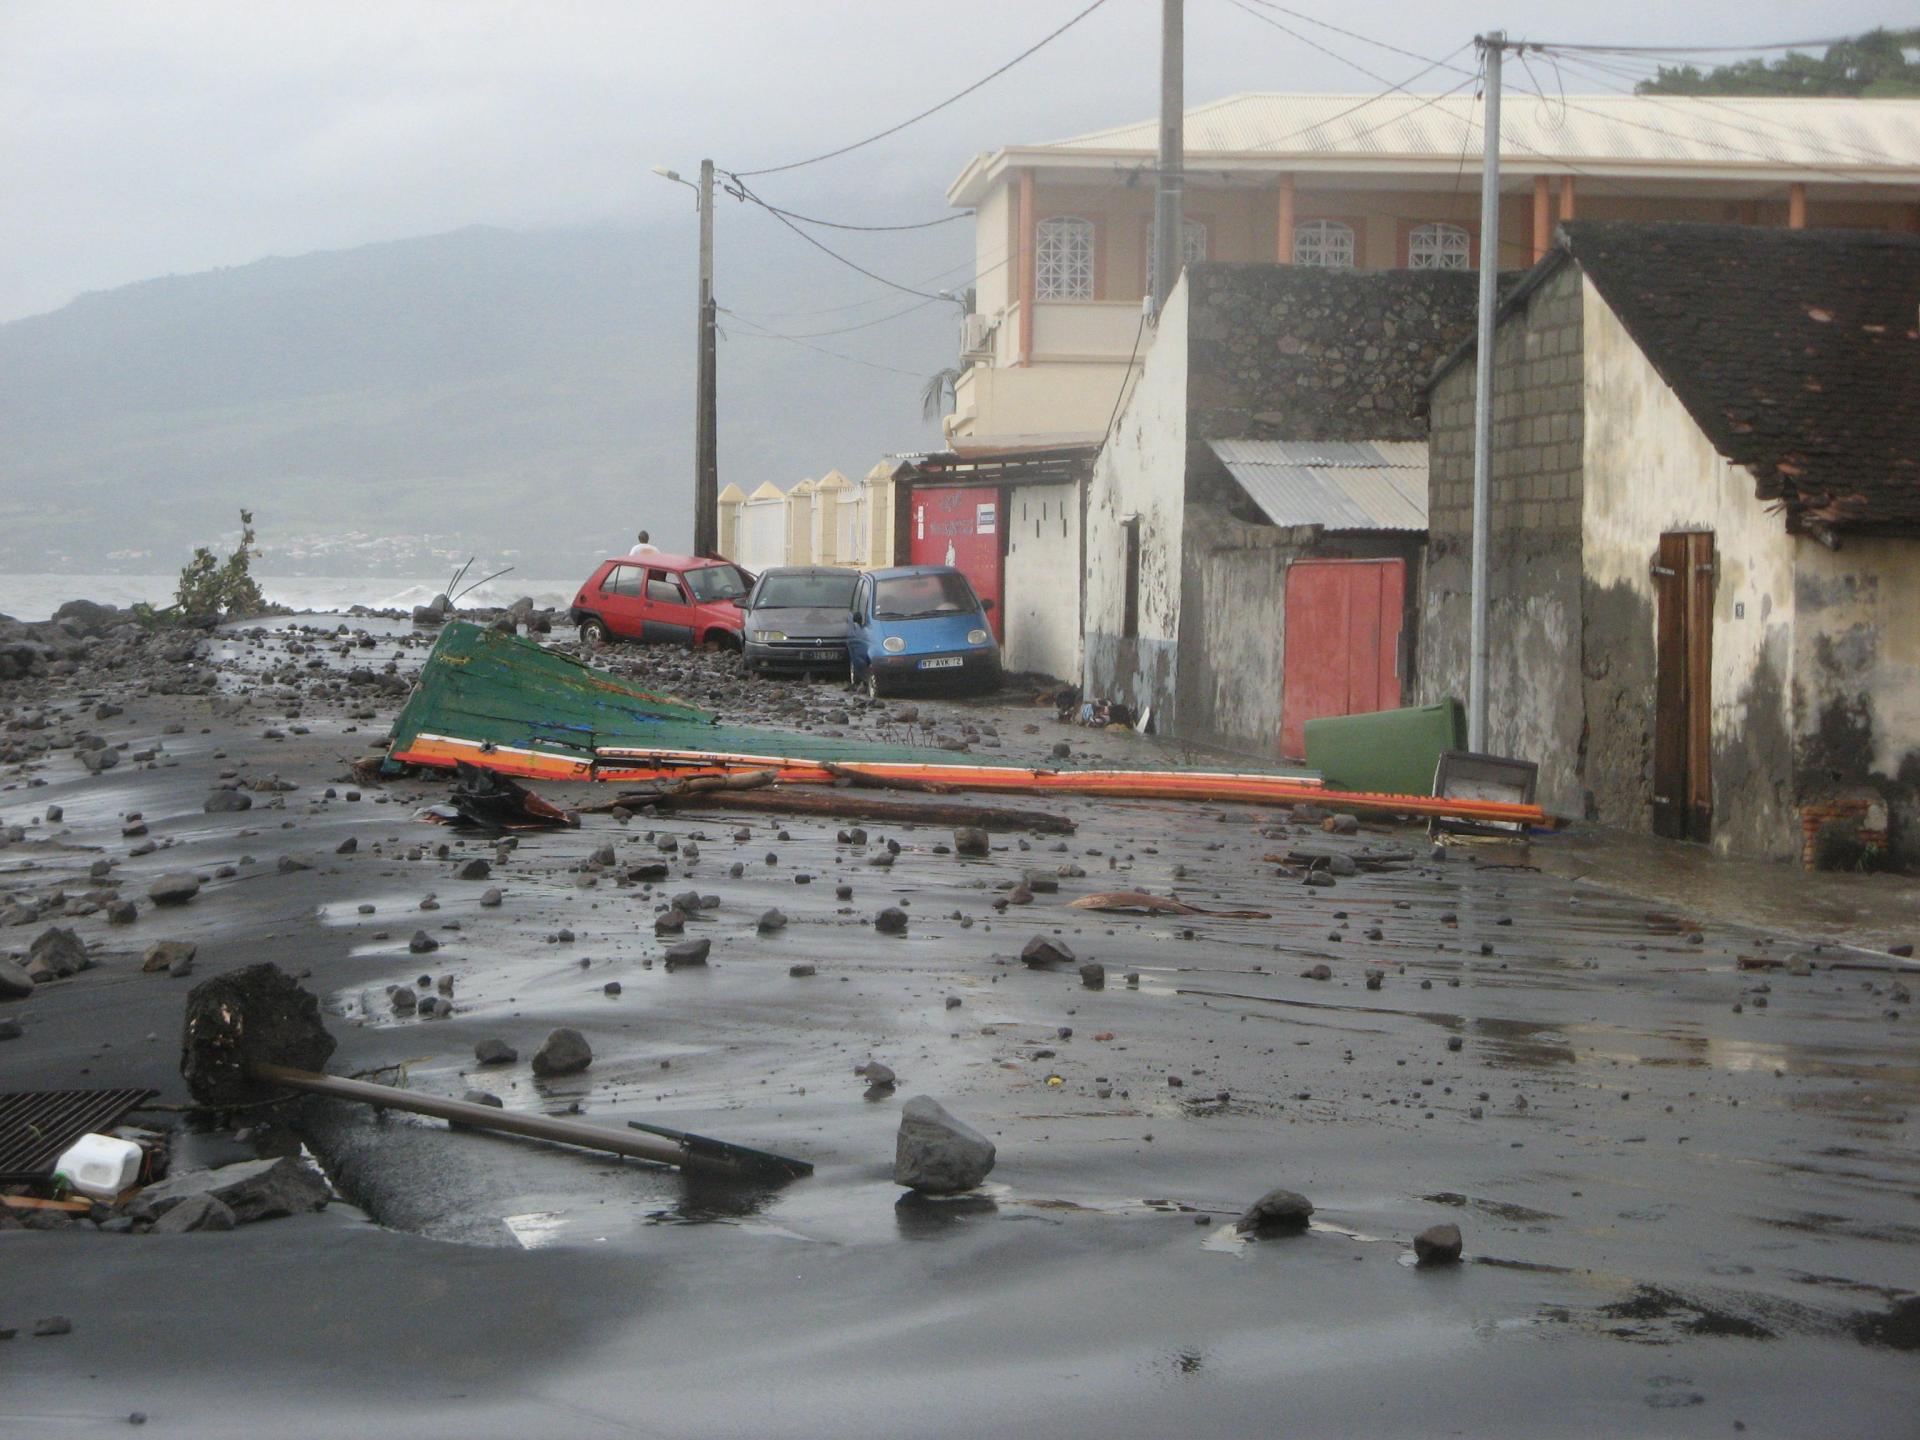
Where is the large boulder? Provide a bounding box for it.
[80,746,120,773]
[1236,1187,1315,1236]
[149,872,201,906]
[531,1027,592,1077]
[893,1096,996,1193]
[149,1192,237,1234]
[180,963,337,1107]
[1414,1222,1464,1266]
[204,789,252,814]
[132,1155,329,1225]
[52,599,121,636]
[26,926,91,982]
[0,957,34,1001]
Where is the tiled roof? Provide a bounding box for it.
[1563,221,1920,534]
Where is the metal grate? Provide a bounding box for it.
[0,1088,156,1176]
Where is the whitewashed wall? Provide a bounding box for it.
[1002,480,1081,680]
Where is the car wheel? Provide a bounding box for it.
[579,618,610,647]
[865,669,886,701]
[847,658,860,691]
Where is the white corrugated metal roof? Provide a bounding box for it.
[1039,92,1920,173]
[1210,439,1427,532]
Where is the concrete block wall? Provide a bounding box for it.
[1421,260,1588,815]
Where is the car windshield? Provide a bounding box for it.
[683,564,750,602]
[873,572,975,620]
[754,572,858,609]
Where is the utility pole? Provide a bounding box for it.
[694,158,719,558]
[1150,0,1184,315]
[1468,33,1503,753]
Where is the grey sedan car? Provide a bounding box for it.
[737,567,860,676]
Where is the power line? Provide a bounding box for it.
[718,311,931,377]
[726,177,953,300]
[1102,313,1149,442]
[731,252,1016,339]
[726,243,1009,324]
[1520,37,1862,56]
[731,0,1114,179]
[1225,0,1465,92]
[1236,0,1476,77]
[747,200,970,233]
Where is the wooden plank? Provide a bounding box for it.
[598,784,1078,835]
[2,1193,93,1214]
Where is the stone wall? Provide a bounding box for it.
[1183,264,1480,446]
[1420,260,1588,816]
[1168,264,1477,756]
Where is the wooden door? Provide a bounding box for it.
[1652,532,1714,842]
[1280,558,1406,759]
[908,486,1005,642]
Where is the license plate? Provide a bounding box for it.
[804,650,836,661]
[918,656,963,670]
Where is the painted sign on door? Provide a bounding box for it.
[908,485,1004,641]
[1279,558,1406,759]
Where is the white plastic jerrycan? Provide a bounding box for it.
[53,1133,144,1200]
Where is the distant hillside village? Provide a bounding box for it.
[729,88,1920,870]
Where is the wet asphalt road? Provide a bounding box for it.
[3,615,1916,1437]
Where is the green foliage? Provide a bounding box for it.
[164,509,268,621]
[1639,29,1920,98]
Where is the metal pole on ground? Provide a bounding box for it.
[1468,32,1503,753]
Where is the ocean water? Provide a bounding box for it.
[0,573,581,622]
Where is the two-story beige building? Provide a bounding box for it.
[944,92,1920,441]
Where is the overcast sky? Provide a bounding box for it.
[5,0,1912,328]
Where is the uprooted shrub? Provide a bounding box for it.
[134,509,270,626]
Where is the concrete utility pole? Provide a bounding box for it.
[1150,0,1184,315]
[1468,33,1503,753]
[694,158,719,558]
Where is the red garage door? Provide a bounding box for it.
[908,486,1004,642]
[1280,558,1405,759]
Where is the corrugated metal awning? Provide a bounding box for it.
[1209,438,1427,532]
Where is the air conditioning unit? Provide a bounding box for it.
[960,312,994,359]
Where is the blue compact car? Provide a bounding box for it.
[847,566,1002,698]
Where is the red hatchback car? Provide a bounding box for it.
[570,554,752,647]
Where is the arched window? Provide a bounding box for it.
[1409,222,1471,270]
[1035,216,1095,300]
[1146,219,1209,288]
[1293,220,1355,269]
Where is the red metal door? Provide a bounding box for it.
[908,486,1004,642]
[1280,558,1406,759]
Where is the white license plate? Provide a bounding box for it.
[918,656,964,670]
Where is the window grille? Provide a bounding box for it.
[1293,220,1355,269]
[1036,216,1095,299]
[1409,222,1470,270]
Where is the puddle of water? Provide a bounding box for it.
[1200,1222,1248,1256]
[503,1210,571,1249]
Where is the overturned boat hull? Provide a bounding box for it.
[387,624,1558,824]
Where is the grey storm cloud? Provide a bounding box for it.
[3,0,1911,321]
